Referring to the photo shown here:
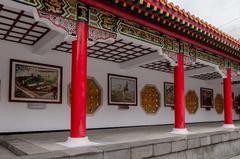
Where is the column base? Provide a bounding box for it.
[58,137,98,148]
[222,124,235,129]
[171,128,190,135]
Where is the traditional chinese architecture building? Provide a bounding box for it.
[0,0,240,155]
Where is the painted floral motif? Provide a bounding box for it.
[119,24,164,47]
[88,27,117,42]
[37,10,76,36]
[43,0,65,14]
[100,14,118,32]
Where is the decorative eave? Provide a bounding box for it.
[105,0,240,58]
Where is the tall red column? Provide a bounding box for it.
[174,53,185,129]
[224,68,233,126]
[71,22,88,138]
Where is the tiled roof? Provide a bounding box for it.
[108,0,240,57]
[158,0,240,48]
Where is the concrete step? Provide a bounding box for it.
[0,145,19,159]
[230,155,240,159]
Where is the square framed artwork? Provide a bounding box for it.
[200,87,214,108]
[9,59,62,103]
[108,74,137,106]
[164,82,174,107]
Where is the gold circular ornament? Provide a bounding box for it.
[215,94,223,114]
[87,78,102,114]
[185,90,198,114]
[141,85,160,113]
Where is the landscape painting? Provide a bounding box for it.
[200,87,213,108]
[108,74,137,106]
[164,82,174,107]
[9,59,62,103]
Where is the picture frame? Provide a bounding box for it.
[200,87,214,109]
[9,59,62,103]
[164,82,174,107]
[108,74,137,106]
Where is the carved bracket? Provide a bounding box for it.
[89,26,117,43]
[161,48,196,66]
[34,9,77,37]
[34,9,117,43]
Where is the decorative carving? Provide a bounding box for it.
[141,85,160,113]
[215,94,223,114]
[36,10,76,36]
[15,0,77,19]
[119,23,164,47]
[89,27,117,42]
[164,37,174,51]
[43,0,65,14]
[87,77,102,114]
[77,2,89,22]
[185,90,198,114]
[100,14,118,32]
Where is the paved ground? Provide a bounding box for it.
[231,156,240,159]
[0,122,240,158]
[0,145,17,159]
[4,122,240,151]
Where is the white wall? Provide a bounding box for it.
[0,40,238,133]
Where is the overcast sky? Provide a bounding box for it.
[168,0,240,40]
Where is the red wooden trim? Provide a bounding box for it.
[80,0,240,63]
[224,68,233,124]
[71,22,88,138]
[174,54,185,128]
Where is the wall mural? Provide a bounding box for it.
[9,59,62,103]
[108,74,137,106]
[164,82,174,108]
[215,94,223,114]
[141,85,160,113]
[185,90,198,114]
[200,87,214,110]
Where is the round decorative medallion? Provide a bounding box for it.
[87,78,102,114]
[215,94,223,114]
[185,90,198,114]
[141,85,160,113]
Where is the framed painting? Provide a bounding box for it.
[200,87,214,108]
[108,74,137,106]
[9,59,62,103]
[164,82,174,107]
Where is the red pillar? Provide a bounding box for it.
[174,53,185,129]
[224,68,233,125]
[71,22,88,138]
